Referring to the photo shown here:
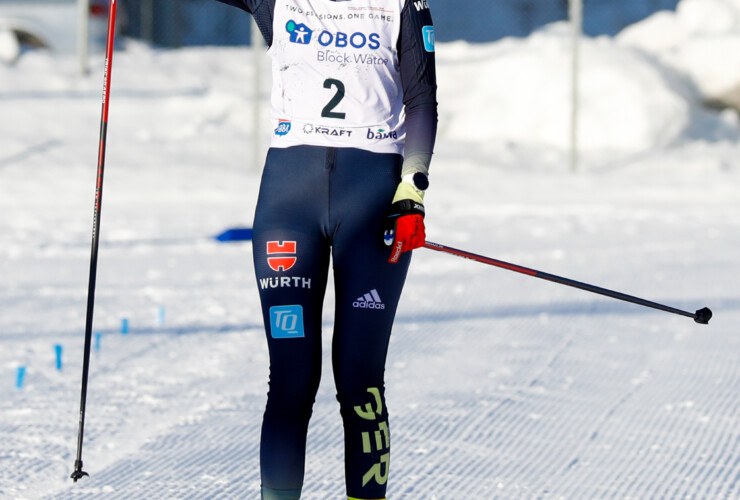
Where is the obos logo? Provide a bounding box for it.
[267,241,297,271]
[286,20,313,44]
[286,19,380,50]
[275,120,291,136]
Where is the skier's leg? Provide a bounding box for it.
[329,148,411,499]
[253,146,332,498]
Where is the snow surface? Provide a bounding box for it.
[2,3,740,498]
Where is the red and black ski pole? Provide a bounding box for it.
[71,0,118,482]
[423,241,712,325]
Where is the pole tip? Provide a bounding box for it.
[71,460,89,482]
[694,307,712,325]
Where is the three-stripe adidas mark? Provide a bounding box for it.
[353,289,386,310]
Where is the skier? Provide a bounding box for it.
[214,0,437,498]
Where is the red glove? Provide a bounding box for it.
[384,200,426,263]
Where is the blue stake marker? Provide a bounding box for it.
[16,366,26,389]
[157,306,165,327]
[94,332,102,352]
[55,344,63,371]
[121,318,129,334]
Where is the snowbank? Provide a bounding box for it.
[0,28,20,63]
[433,0,740,160]
[618,0,740,110]
[437,22,738,159]
[2,0,738,163]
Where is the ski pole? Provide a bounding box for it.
[422,241,712,325]
[71,0,118,482]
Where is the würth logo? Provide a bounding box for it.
[353,289,385,310]
[267,241,297,272]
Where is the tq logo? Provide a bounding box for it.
[267,241,297,272]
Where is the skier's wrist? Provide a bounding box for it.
[392,180,425,204]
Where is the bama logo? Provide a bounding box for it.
[270,305,305,339]
[353,289,385,310]
[286,19,380,50]
[275,120,291,136]
[367,128,398,140]
[267,241,297,272]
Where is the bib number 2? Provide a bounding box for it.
[321,78,346,119]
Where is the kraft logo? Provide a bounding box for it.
[267,241,297,272]
[270,305,305,339]
[286,20,313,44]
[275,120,291,136]
[303,123,353,137]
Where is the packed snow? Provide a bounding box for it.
[1,0,739,498]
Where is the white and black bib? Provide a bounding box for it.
[268,0,406,154]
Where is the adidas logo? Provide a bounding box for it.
[353,289,386,310]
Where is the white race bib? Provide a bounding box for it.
[268,0,405,154]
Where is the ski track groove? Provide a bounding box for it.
[557,373,652,498]
[710,409,740,498]
[727,455,740,498]
[14,288,740,499]
[50,398,266,500]
[718,434,740,497]
[658,348,730,499]
[579,323,740,500]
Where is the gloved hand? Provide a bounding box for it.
[384,172,428,263]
